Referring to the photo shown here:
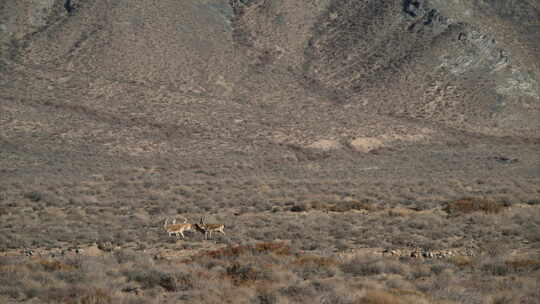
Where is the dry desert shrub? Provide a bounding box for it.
[293,255,336,268]
[42,286,115,304]
[226,262,270,286]
[328,200,376,213]
[480,256,540,277]
[38,259,76,272]
[292,255,338,279]
[253,287,279,304]
[360,290,408,304]
[444,197,507,216]
[198,242,291,260]
[504,258,540,273]
[341,256,406,277]
[306,198,377,213]
[279,283,318,303]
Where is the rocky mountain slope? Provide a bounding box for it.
[3,0,539,134]
[1,0,539,192]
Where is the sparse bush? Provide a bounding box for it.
[280,284,316,302]
[226,262,265,285]
[124,269,163,289]
[113,249,138,263]
[341,257,384,276]
[448,255,473,269]
[24,191,42,202]
[430,263,447,275]
[481,261,509,276]
[254,292,277,304]
[293,255,337,279]
[157,273,178,292]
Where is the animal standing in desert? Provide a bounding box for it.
[163,217,195,239]
[195,217,225,240]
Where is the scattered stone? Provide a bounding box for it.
[383,247,475,259]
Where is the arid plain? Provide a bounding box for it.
[1,1,539,303]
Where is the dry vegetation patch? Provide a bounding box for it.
[294,198,378,213]
[293,255,337,268]
[196,242,292,260]
[362,290,414,304]
[37,259,76,272]
[0,236,538,303]
[504,258,540,273]
[444,197,509,216]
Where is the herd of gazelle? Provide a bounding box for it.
[163,216,225,240]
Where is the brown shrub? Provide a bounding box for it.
[360,290,406,304]
[254,242,291,256]
[310,199,376,213]
[448,256,473,269]
[124,265,194,292]
[67,288,113,304]
[444,198,507,216]
[280,284,317,302]
[200,245,249,259]
[505,259,540,272]
[341,256,406,277]
[226,262,268,286]
[292,255,337,280]
[481,260,510,276]
[38,259,75,272]
[200,242,291,260]
[389,288,424,297]
[293,255,336,267]
[40,286,114,304]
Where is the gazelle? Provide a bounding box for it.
[163,217,194,239]
[195,217,225,240]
